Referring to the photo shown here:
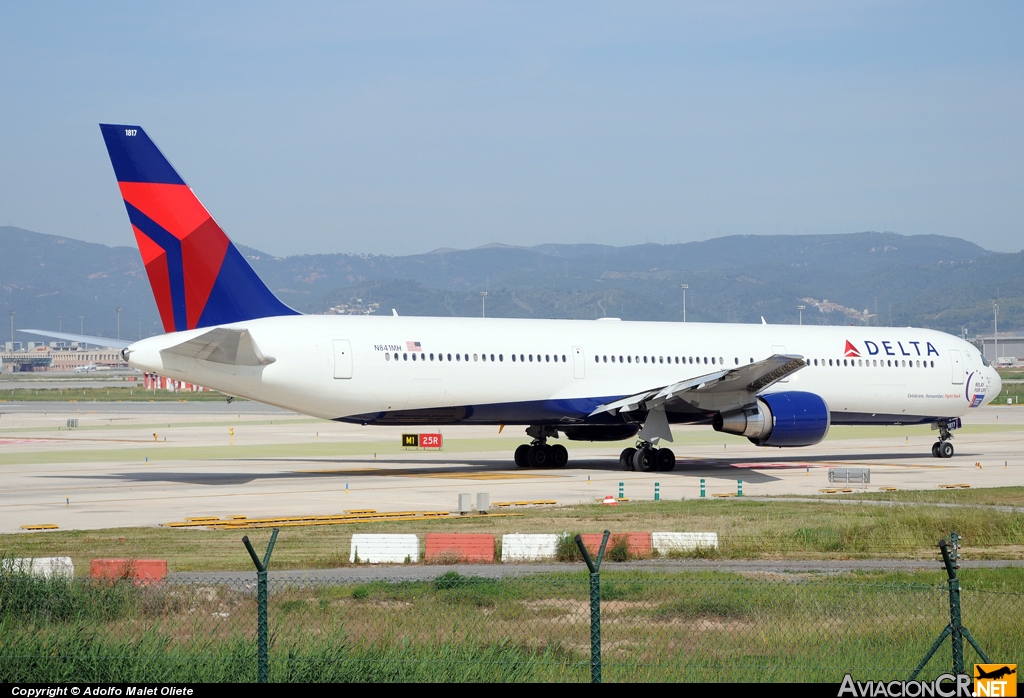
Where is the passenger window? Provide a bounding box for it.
[643,356,647,363]
[520,354,525,362]
[628,356,632,363]
[529,355,533,362]
[619,356,623,363]
[545,355,550,362]
[512,354,517,362]
[456,354,460,361]
[562,355,566,362]
[491,354,495,362]
[734,358,739,365]
[404,353,408,361]
[499,354,503,362]
[711,357,716,365]
[385,353,390,361]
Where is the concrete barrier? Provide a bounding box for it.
[89,559,168,581]
[500,533,560,562]
[579,532,651,558]
[2,557,74,579]
[425,533,495,563]
[651,532,719,554]
[350,534,419,564]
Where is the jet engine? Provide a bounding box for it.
[713,391,830,447]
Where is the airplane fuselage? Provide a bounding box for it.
[125,315,1001,431]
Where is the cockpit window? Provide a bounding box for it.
[980,353,991,367]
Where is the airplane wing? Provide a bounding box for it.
[18,329,132,349]
[589,354,807,443]
[159,327,275,367]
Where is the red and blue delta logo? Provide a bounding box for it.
[844,339,940,359]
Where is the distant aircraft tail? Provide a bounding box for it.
[99,124,297,333]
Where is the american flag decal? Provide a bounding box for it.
[406,341,422,352]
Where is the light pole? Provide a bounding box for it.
[797,305,805,326]
[481,292,488,318]
[681,284,688,322]
[9,310,13,348]
[79,316,84,334]
[138,317,142,340]
[116,307,121,340]
[58,315,62,332]
[993,303,998,364]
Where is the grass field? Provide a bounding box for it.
[787,486,1024,507]
[3,494,1023,572]
[2,566,1021,682]
[0,387,229,402]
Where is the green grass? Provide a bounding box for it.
[785,486,1024,508]
[4,496,1023,573]
[2,567,1021,682]
[0,388,231,402]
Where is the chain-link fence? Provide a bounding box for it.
[2,563,1020,682]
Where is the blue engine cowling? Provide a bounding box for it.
[749,391,830,447]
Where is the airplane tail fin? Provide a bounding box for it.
[99,124,297,333]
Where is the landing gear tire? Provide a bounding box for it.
[939,442,954,459]
[550,444,568,468]
[620,447,637,471]
[656,448,676,472]
[931,443,940,458]
[632,447,656,472]
[528,445,550,468]
[515,444,530,468]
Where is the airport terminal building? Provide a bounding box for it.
[977,333,1024,366]
[0,342,128,373]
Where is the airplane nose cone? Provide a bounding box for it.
[991,367,1003,401]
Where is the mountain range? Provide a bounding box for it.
[1,225,1020,342]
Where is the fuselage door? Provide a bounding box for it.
[333,339,353,379]
[572,346,585,379]
[949,349,964,385]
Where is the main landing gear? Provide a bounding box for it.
[620,443,675,472]
[931,421,954,459]
[514,426,568,469]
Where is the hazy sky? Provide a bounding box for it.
[1,2,1022,256]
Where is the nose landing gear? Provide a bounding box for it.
[620,443,675,471]
[931,421,954,458]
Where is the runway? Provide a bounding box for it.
[1,401,1022,533]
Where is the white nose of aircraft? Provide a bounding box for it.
[988,365,1003,404]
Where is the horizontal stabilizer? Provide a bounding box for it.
[18,329,131,349]
[160,327,275,367]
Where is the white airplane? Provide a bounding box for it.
[73,363,99,373]
[25,125,1004,470]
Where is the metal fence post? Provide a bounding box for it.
[575,530,610,684]
[243,528,279,683]
[909,532,990,680]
